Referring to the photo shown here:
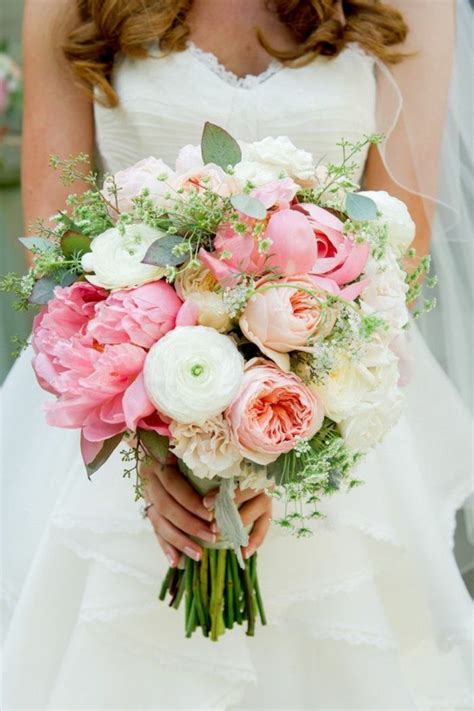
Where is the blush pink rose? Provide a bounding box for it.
[32,282,107,394]
[102,157,175,214]
[250,178,298,210]
[44,336,168,442]
[226,358,324,464]
[172,164,240,198]
[87,280,185,349]
[297,203,369,287]
[264,209,318,276]
[240,275,337,371]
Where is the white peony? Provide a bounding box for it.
[144,326,244,424]
[358,190,415,256]
[360,251,409,334]
[311,340,400,423]
[81,223,167,290]
[339,390,404,453]
[235,136,316,187]
[169,415,242,479]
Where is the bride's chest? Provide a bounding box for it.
[94,44,377,174]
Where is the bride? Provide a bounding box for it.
[2,0,472,708]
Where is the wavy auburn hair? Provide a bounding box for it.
[64,0,409,107]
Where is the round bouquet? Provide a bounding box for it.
[1,123,436,641]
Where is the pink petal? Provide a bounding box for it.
[326,241,369,285]
[198,248,240,288]
[122,372,155,432]
[176,299,199,327]
[80,432,103,466]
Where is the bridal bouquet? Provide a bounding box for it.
[1,123,435,641]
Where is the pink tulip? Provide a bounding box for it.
[264,209,318,276]
[87,280,184,349]
[297,203,369,285]
[226,358,324,465]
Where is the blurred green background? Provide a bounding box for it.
[0,0,32,383]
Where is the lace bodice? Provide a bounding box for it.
[94,43,377,179]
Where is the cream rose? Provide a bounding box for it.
[144,326,244,424]
[358,190,415,256]
[169,415,242,479]
[81,223,167,290]
[360,251,409,334]
[339,391,404,453]
[175,264,231,332]
[102,157,174,214]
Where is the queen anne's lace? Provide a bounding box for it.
[185,42,283,90]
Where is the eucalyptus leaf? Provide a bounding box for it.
[201,122,242,171]
[28,276,57,305]
[345,192,378,221]
[18,236,55,252]
[59,269,78,287]
[142,235,187,267]
[230,194,267,220]
[138,428,170,462]
[61,231,92,259]
[58,211,87,235]
[85,433,124,478]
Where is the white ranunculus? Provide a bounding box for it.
[144,326,244,424]
[358,190,415,256]
[81,223,167,290]
[235,136,316,187]
[169,415,242,479]
[311,341,400,423]
[360,251,409,334]
[339,390,404,453]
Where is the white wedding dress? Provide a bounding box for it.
[1,43,473,710]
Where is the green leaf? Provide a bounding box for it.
[138,428,169,462]
[86,433,124,478]
[142,234,186,267]
[230,194,267,220]
[345,192,378,221]
[18,236,55,252]
[59,269,78,287]
[61,231,92,259]
[201,122,242,171]
[58,211,87,234]
[28,276,57,305]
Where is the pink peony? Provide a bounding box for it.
[87,280,185,349]
[102,157,174,214]
[264,209,318,276]
[226,358,324,464]
[297,203,369,286]
[32,282,107,395]
[44,336,168,442]
[240,275,337,371]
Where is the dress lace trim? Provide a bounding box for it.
[185,42,283,90]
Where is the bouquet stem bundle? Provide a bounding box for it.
[159,549,266,640]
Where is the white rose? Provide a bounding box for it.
[81,223,167,290]
[311,341,400,423]
[169,415,242,479]
[339,390,404,453]
[102,157,174,214]
[358,190,415,256]
[144,325,244,424]
[235,136,316,187]
[360,251,409,334]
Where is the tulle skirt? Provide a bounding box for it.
[1,325,472,710]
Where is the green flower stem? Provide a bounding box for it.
[184,556,193,630]
[252,554,267,626]
[209,549,217,622]
[200,548,209,617]
[242,558,256,637]
[229,551,244,625]
[158,567,174,601]
[211,549,227,642]
[171,570,186,609]
[193,560,208,636]
[185,597,197,638]
[225,554,235,629]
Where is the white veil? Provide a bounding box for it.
[373,0,473,546]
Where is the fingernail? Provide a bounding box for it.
[199,529,216,544]
[203,496,215,510]
[185,546,201,561]
[166,553,176,567]
[244,547,254,559]
[210,522,218,534]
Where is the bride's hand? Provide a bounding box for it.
[140,460,216,568]
[203,486,273,561]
